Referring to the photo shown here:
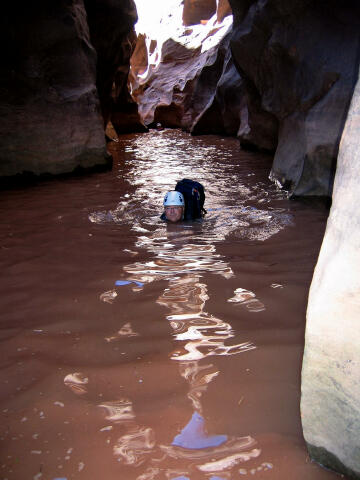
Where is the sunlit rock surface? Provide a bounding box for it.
[0,0,142,180]
[132,0,359,194]
[301,68,360,478]
[229,0,360,196]
[131,0,236,131]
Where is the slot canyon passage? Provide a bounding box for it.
[0,0,360,480]
[0,131,335,480]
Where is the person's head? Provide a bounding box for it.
[163,191,185,222]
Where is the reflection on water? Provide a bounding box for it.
[172,412,227,448]
[105,322,139,342]
[87,131,292,477]
[89,130,292,244]
[99,399,135,422]
[113,426,155,466]
[227,287,265,312]
[96,227,261,477]
[0,130,331,480]
[64,372,89,396]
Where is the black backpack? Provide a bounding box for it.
[175,179,206,220]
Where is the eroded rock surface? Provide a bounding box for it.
[84,0,147,135]
[0,0,143,180]
[301,66,360,479]
[131,0,236,131]
[132,0,359,195]
[0,1,109,178]
[191,39,278,151]
[130,0,277,150]
[229,0,360,196]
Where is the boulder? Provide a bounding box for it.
[229,0,360,196]
[301,66,360,479]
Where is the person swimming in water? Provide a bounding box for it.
[161,190,185,223]
[161,180,206,222]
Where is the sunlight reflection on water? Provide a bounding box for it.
[87,131,291,477]
[89,130,292,243]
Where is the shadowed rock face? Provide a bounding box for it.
[229,0,360,196]
[84,0,147,135]
[301,66,360,479]
[191,35,278,152]
[0,0,143,180]
[0,0,109,179]
[183,0,217,26]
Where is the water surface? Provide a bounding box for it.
[0,130,337,479]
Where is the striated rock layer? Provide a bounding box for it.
[301,66,360,479]
[229,0,360,196]
[0,0,143,181]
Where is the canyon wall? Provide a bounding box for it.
[301,66,360,479]
[0,0,142,181]
[131,0,237,132]
[131,0,276,150]
[132,0,359,197]
[84,0,147,136]
[229,0,360,196]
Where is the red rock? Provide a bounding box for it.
[0,0,145,180]
[0,1,110,179]
[229,0,360,196]
[85,0,147,134]
[183,0,217,26]
[131,2,236,131]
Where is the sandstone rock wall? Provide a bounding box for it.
[183,0,217,26]
[0,0,143,181]
[131,0,359,196]
[191,41,278,152]
[84,0,147,135]
[0,1,108,178]
[301,66,360,479]
[130,0,236,131]
[229,0,360,196]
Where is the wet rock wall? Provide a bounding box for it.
[132,0,360,197]
[229,0,360,196]
[0,0,143,180]
[301,65,360,479]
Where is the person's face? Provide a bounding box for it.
[164,205,184,223]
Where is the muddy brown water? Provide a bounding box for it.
[0,130,340,480]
